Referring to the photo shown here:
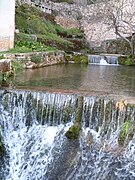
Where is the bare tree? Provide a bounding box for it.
[100,0,135,54]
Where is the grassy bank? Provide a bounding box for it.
[12,4,86,53]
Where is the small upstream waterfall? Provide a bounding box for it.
[0,90,135,179]
[88,55,118,65]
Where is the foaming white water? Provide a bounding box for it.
[0,90,77,179]
[100,58,109,65]
[0,91,135,180]
[4,122,72,180]
[88,54,119,66]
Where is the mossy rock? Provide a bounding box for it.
[73,55,88,64]
[65,54,73,62]
[65,122,81,140]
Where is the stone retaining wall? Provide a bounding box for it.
[4,51,65,68]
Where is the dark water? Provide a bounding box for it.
[13,64,135,96]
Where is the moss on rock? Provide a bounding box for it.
[65,122,81,140]
[73,55,88,64]
[65,96,83,140]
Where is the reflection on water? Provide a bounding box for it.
[14,64,135,96]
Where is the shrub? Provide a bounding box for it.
[31,54,42,64]
[73,55,88,64]
[124,58,133,66]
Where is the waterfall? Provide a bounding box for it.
[69,96,135,179]
[88,55,119,65]
[0,90,134,179]
[100,58,109,65]
[0,90,78,180]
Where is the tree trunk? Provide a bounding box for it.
[130,36,135,55]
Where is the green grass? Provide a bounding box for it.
[14,4,84,52]
[12,60,24,71]
[0,55,4,60]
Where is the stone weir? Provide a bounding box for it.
[0,89,134,179]
[88,54,119,65]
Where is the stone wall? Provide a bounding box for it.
[0,0,15,52]
[0,37,10,52]
[4,51,65,68]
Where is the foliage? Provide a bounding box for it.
[124,59,133,66]
[37,34,74,51]
[15,4,84,52]
[73,55,88,64]
[118,56,134,66]
[11,60,24,71]
[118,121,130,146]
[55,26,83,38]
[12,33,57,53]
[0,55,4,60]
[31,54,42,64]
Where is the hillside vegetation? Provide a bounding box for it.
[14,4,87,53]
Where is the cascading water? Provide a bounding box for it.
[0,90,135,179]
[0,90,78,180]
[100,58,109,65]
[88,55,119,65]
[68,97,135,180]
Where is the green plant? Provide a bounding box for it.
[31,54,42,64]
[73,55,88,64]
[15,4,86,52]
[0,55,4,60]
[124,58,133,66]
[11,60,24,71]
[118,121,130,146]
